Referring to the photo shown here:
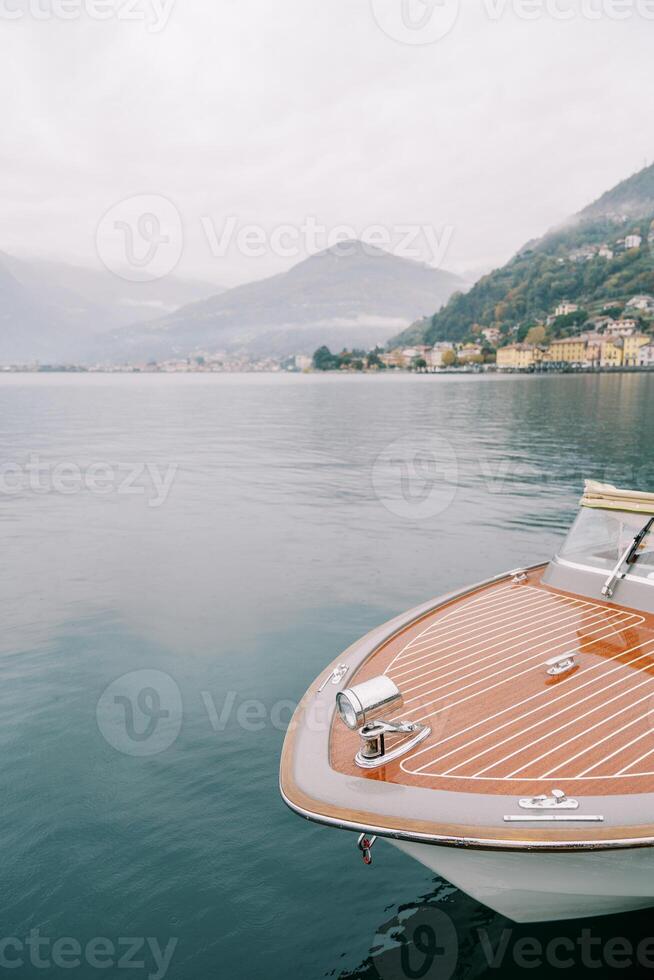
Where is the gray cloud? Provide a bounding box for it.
[1,0,653,287]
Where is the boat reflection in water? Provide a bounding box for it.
[338,880,654,979]
[281,482,654,923]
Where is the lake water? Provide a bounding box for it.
[1,371,653,980]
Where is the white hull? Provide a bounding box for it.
[390,839,654,922]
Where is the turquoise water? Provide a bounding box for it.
[1,372,653,980]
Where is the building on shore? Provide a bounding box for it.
[625,234,643,250]
[554,301,579,318]
[545,337,588,366]
[481,327,502,346]
[623,334,651,366]
[429,342,455,369]
[607,319,638,337]
[456,343,484,363]
[381,349,409,369]
[638,344,654,367]
[626,295,654,314]
[599,337,623,368]
[496,343,541,370]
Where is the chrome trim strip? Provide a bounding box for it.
[280,782,651,852]
[503,815,604,823]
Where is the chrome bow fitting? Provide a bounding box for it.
[336,676,431,769]
[519,789,579,810]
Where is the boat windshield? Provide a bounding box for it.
[558,508,654,584]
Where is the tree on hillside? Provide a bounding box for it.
[367,350,386,369]
[313,346,338,371]
[526,325,547,345]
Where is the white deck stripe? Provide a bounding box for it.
[439,650,653,777]
[617,743,654,776]
[408,641,654,779]
[397,615,638,721]
[579,727,654,778]
[404,584,514,637]
[552,703,654,777]
[390,591,552,667]
[386,581,653,782]
[416,618,641,774]
[402,627,649,774]
[401,612,625,706]
[390,589,627,681]
[393,589,573,663]
[383,586,515,673]
[398,606,617,697]
[395,585,628,662]
[494,674,654,778]
[391,596,587,683]
[503,673,654,777]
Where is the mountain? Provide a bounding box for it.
[2,255,222,328]
[392,163,654,349]
[0,251,222,364]
[104,241,465,361]
[0,257,88,363]
[580,162,654,222]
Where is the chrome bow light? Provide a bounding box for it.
[336,676,403,730]
[336,675,431,769]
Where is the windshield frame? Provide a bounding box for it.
[555,508,654,589]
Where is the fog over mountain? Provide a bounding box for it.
[101,241,465,362]
[0,251,221,364]
[392,162,654,349]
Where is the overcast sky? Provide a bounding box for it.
[2,0,654,287]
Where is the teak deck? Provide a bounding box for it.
[330,569,654,798]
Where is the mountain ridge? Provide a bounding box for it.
[101,241,465,361]
[391,163,654,349]
[0,251,222,364]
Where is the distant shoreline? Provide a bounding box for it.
[1,365,653,377]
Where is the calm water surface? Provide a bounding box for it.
[1,372,653,980]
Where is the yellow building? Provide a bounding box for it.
[600,338,623,368]
[623,333,650,366]
[546,338,588,364]
[496,344,540,370]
